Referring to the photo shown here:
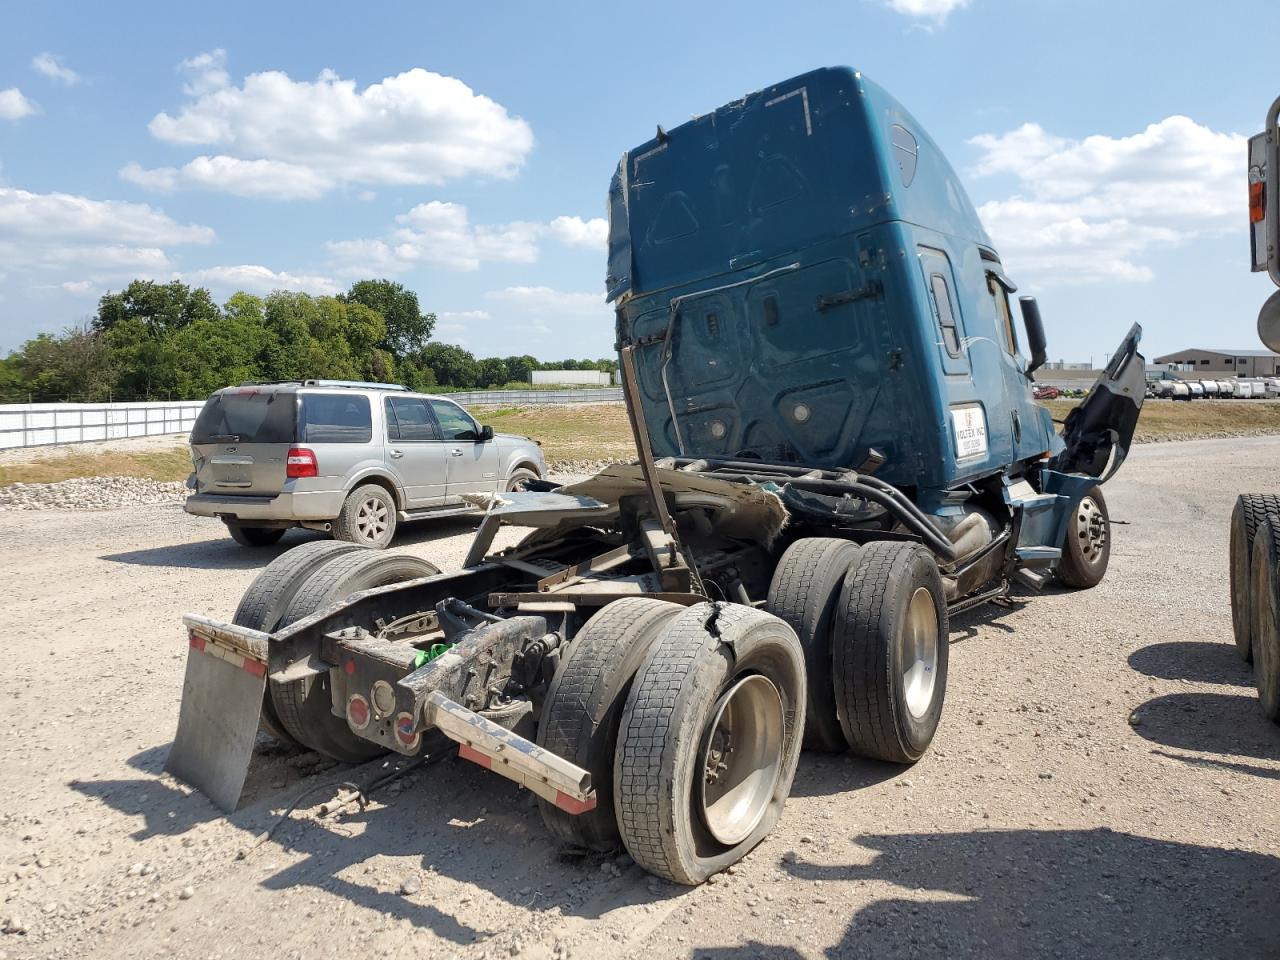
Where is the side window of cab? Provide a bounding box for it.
[988,274,1019,357]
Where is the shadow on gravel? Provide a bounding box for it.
[1128,691,1280,764]
[948,597,1029,643]
[100,529,324,569]
[99,515,483,570]
[788,753,901,799]
[78,740,692,945]
[770,828,1280,960]
[1127,641,1253,687]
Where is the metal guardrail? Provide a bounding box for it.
[0,402,204,450]
[447,388,624,406]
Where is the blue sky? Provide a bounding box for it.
[0,0,1274,363]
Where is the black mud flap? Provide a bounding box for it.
[1049,323,1145,484]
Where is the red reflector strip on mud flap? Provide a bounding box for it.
[426,691,597,815]
[189,631,266,677]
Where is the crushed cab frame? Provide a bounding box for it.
[168,67,1146,885]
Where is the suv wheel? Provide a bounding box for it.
[225,522,286,547]
[506,467,539,492]
[333,484,397,549]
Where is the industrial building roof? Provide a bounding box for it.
[1153,348,1280,361]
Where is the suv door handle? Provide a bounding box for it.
[450,448,464,457]
[389,449,404,459]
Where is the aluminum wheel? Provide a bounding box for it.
[900,586,940,720]
[1076,495,1107,564]
[355,497,389,543]
[697,674,784,846]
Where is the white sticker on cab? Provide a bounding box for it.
[951,405,988,459]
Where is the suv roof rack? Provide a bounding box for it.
[235,379,409,391]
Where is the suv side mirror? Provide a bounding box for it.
[1018,296,1048,379]
[480,424,494,442]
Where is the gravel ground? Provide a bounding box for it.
[0,437,1278,960]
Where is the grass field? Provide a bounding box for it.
[5,398,1280,488]
[0,448,193,487]
[1042,398,1280,442]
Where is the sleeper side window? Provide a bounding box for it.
[930,273,962,357]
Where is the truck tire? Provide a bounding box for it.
[332,484,398,549]
[1230,494,1280,662]
[536,598,684,850]
[225,522,287,547]
[765,537,862,752]
[614,603,805,885]
[1249,521,1280,723]
[832,542,948,764]
[1056,486,1110,589]
[273,551,440,762]
[233,540,363,748]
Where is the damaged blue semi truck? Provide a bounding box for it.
[168,67,1146,884]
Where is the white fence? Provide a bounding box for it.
[0,401,204,450]
[448,387,623,407]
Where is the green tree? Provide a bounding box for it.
[343,279,435,359]
[477,357,510,388]
[503,355,538,384]
[94,280,220,336]
[417,342,479,388]
[10,325,117,401]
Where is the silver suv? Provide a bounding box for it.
[184,380,547,548]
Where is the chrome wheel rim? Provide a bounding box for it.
[901,586,940,720]
[697,674,784,846]
[1076,496,1107,564]
[355,497,389,542]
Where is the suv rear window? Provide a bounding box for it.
[192,391,298,444]
[301,394,372,443]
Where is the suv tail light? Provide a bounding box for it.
[286,447,318,478]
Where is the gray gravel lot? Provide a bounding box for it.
[0,438,1277,960]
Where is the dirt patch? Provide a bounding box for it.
[0,437,1277,959]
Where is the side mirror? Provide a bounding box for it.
[1018,296,1048,378]
[480,424,495,442]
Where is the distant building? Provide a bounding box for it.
[1151,348,1280,377]
[530,369,613,387]
[1042,361,1093,371]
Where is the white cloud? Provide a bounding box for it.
[546,215,608,249]
[178,49,230,96]
[328,204,608,274]
[178,264,340,296]
[61,280,94,294]
[969,116,1245,284]
[122,156,333,200]
[0,88,38,120]
[0,186,213,278]
[32,53,79,86]
[126,52,534,199]
[486,286,607,317]
[886,0,968,25]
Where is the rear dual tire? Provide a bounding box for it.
[613,603,805,885]
[233,540,363,747]
[272,551,440,761]
[764,538,949,764]
[1248,521,1280,724]
[1230,494,1280,663]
